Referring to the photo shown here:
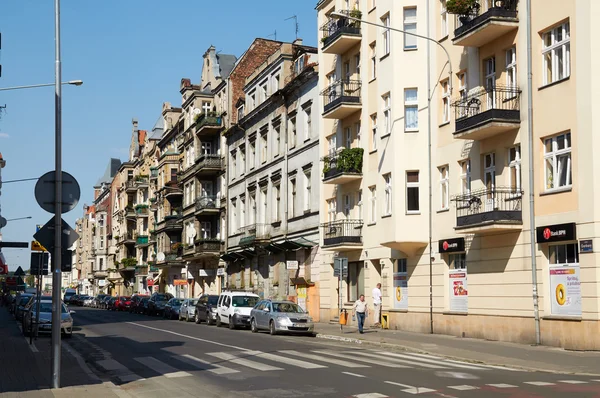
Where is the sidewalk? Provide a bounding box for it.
[0,307,127,397]
[314,321,600,376]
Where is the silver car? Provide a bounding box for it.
[178,298,198,322]
[250,300,315,336]
[23,300,74,338]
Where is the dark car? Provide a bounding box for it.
[14,294,34,321]
[68,294,80,305]
[101,296,113,309]
[163,298,182,320]
[147,292,173,316]
[93,294,108,308]
[134,297,150,314]
[73,295,90,306]
[107,297,118,310]
[129,295,148,313]
[195,294,219,325]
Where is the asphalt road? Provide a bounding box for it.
[65,307,600,398]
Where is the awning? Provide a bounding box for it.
[265,243,285,253]
[276,237,317,251]
[221,248,255,262]
[220,253,238,262]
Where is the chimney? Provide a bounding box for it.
[132,118,138,132]
[293,38,303,46]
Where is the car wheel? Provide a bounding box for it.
[251,318,258,333]
[206,313,212,326]
[195,313,201,324]
[186,313,190,322]
[269,320,277,336]
[229,317,235,330]
[216,316,222,327]
[63,330,73,339]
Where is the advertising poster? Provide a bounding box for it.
[393,272,408,310]
[449,269,468,312]
[550,266,581,316]
[297,286,307,311]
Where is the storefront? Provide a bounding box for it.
[439,237,467,313]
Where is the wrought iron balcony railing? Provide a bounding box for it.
[320,9,362,49]
[321,219,363,247]
[195,195,220,212]
[321,79,361,114]
[453,187,523,228]
[454,0,518,39]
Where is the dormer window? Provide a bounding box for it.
[294,56,305,74]
[237,105,245,120]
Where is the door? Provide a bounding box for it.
[253,301,265,328]
[200,222,211,240]
[484,153,496,210]
[201,181,213,198]
[258,301,272,329]
[484,57,496,109]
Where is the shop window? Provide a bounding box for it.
[549,243,578,265]
[449,253,466,269]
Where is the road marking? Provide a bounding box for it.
[384,381,415,389]
[175,354,239,375]
[343,372,367,378]
[352,394,388,398]
[402,388,437,395]
[524,381,556,386]
[280,350,369,368]
[206,352,283,372]
[408,352,523,372]
[487,384,517,388]
[127,322,248,351]
[559,380,588,384]
[245,350,326,369]
[134,357,191,378]
[312,350,408,368]
[447,385,480,391]
[96,359,145,383]
[375,351,489,370]
[352,351,448,369]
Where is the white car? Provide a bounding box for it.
[215,291,260,330]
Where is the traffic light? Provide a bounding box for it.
[61,249,72,272]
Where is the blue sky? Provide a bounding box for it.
[0,0,317,271]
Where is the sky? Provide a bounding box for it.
[0,0,318,271]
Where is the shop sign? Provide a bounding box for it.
[173,279,187,286]
[579,239,593,254]
[199,269,215,277]
[286,261,299,270]
[216,268,225,276]
[448,269,468,313]
[549,265,581,316]
[438,237,465,254]
[147,279,154,286]
[536,223,576,243]
[393,272,408,310]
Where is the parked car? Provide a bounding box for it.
[63,289,77,304]
[129,295,148,313]
[114,296,132,311]
[92,294,108,308]
[73,295,90,306]
[134,297,150,314]
[215,291,260,329]
[23,299,73,338]
[178,298,198,322]
[14,294,34,321]
[163,298,182,320]
[101,296,113,309]
[250,299,314,336]
[107,297,118,310]
[68,294,80,305]
[194,294,219,325]
[147,293,173,316]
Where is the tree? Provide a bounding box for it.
[25,274,35,287]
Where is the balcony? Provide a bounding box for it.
[239,224,271,247]
[321,79,361,119]
[452,85,521,140]
[321,220,363,250]
[195,195,221,215]
[124,206,136,220]
[322,148,363,184]
[119,232,135,246]
[93,270,108,279]
[163,215,183,232]
[183,244,196,257]
[135,235,149,247]
[195,154,223,176]
[195,238,224,255]
[135,204,149,217]
[135,266,148,276]
[135,175,149,188]
[320,10,362,54]
[453,187,523,234]
[452,0,519,47]
[164,182,183,199]
[195,112,223,137]
[124,179,137,193]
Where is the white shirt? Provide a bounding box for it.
[353,299,368,313]
[372,287,382,305]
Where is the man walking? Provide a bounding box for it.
[372,283,382,327]
[352,294,368,334]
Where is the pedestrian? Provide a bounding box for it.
[372,283,382,327]
[352,294,368,334]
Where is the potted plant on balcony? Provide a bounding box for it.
[446,0,478,15]
[349,9,362,27]
[338,147,364,173]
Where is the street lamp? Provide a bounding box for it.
[330,10,452,334]
[0,80,83,92]
[6,216,32,222]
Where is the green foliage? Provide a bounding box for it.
[323,147,364,176]
[446,0,478,15]
[121,258,137,269]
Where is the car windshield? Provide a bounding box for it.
[36,302,68,313]
[188,299,198,305]
[19,296,32,305]
[273,303,305,313]
[231,296,259,308]
[120,297,131,301]
[141,298,149,303]
[208,296,219,305]
[171,299,182,305]
[156,294,170,301]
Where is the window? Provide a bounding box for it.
[274,124,281,156]
[370,0,376,10]
[459,160,471,195]
[304,107,312,140]
[357,190,363,219]
[384,174,392,216]
[403,8,417,50]
[381,14,390,56]
[369,186,377,223]
[343,194,352,217]
[250,194,256,225]
[260,81,268,103]
[542,22,570,85]
[355,122,362,146]
[441,80,450,123]
[370,42,377,80]
[327,198,336,222]
[290,179,296,217]
[506,47,517,89]
[370,114,377,151]
[237,105,245,121]
[458,71,468,117]
[406,171,420,213]
[328,133,337,155]
[260,189,267,224]
[544,132,572,190]
[289,117,297,148]
[484,153,496,191]
[439,166,449,210]
[249,92,256,110]
[355,53,361,77]
[344,127,352,148]
[383,94,391,135]
[549,243,579,265]
[170,168,178,182]
[273,184,281,221]
[347,262,364,302]
[404,89,418,131]
[239,148,246,175]
[395,258,408,273]
[272,74,280,91]
[230,199,237,232]
[240,197,246,227]
[304,170,311,211]
[508,145,521,192]
[249,139,256,169]
[449,253,466,269]
[294,56,305,74]
[260,132,268,163]
[440,0,448,38]
[201,141,212,155]
[344,61,351,81]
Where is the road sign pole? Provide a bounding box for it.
[35,253,42,339]
[51,0,63,388]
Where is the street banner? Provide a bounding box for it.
[449,269,468,312]
[550,265,581,316]
[393,272,408,310]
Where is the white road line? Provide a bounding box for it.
[407,352,523,372]
[280,350,369,368]
[127,322,248,351]
[374,351,489,370]
[176,354,239,375]
[312,350,408,368]
[134,357,192,378]
[352,394,388,398]
[448,385,480,391]
[246,350,326,369]
[524,381,556,386]
[402,387,437,395]
[487,384,517,388]
[559,380,588,384]
[343,372,367,378]
[351,351,448,369]
[206,352,283,372]
[384,381,415,389]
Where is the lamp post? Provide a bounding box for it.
[0,80,83,92]
[6,216,32,222]
[330,11,453,334]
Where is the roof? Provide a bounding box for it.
[95,158,121,186]
[149,115,165,140]
[217,53,237,79]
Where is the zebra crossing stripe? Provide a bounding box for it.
[280,350,369,368]
[351,351,448,369]
[134,357,191,378]
[206,351,283,371]
[312,350,408,368]
[375,351,489,370]
[524,381,555,386]
[246,350,327,369]
[352,394,388,398]
[448,385,480,390]
[176,354,239,375]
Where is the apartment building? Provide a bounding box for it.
[74,213,94,295]
[316,0,600,349]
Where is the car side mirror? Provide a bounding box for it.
[70,310,76,314]
[264,307,270,312]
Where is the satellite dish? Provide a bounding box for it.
[157,252,165,262]
[192,108,201,115]
[190,225,197,238]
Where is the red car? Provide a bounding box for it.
[114,296,132,311]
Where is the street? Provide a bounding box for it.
[61,308,600,398]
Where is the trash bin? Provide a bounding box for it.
[339,309,348,325]
[381,313,389,329]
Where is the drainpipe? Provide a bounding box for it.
[525,0,540,345]
[281,92,290,297]
[426,0,434,335]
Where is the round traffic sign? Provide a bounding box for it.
[34,171,81,214]
[0,216,7,229]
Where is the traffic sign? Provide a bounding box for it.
[31,252,49,275]
[333,257,348,279]
[33,217,79,252]
[0,253,7,275]
[34,171,81,214]
[6,277,16,285]
[0,216,6,229]
[31,241,47,252]
[0,242,29,248]
[14,266,25,277]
